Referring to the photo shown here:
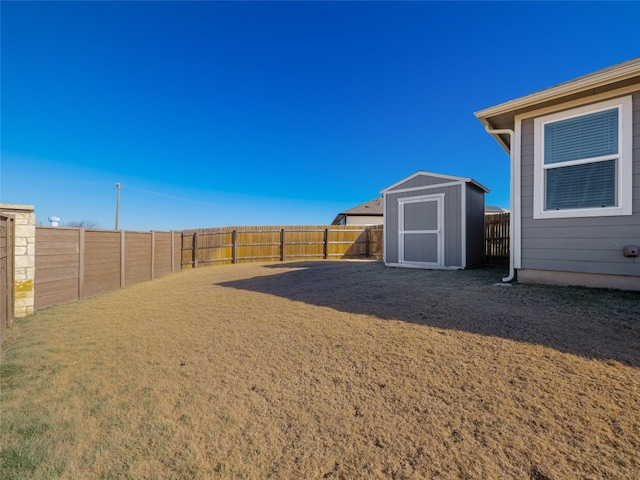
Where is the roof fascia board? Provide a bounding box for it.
[380,171,428,193]
[512,83,639,122]
[474,58,640,120]
[488,83,640,155]
[382,179,489,196]
[381,171,488,194]
[331,214,345,225]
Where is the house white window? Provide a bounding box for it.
[533,95,633,219]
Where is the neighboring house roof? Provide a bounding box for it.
[342,197,384,216]
[485,205,508,214]
[332,197,504,225]
[331,197,383,225]
[380,170,489,194]
[475,57,640,153]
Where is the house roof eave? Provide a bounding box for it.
[331,213,346,225]
[474,57,640,122]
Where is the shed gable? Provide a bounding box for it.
[385,172,454,193]
[381,171,488,195]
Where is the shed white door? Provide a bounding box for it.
[398,194,444,266]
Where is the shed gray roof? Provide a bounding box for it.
[381,171,489,194]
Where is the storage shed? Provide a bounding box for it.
[381,171,488,269]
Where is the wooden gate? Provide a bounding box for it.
[1,214,15,344]
[485,212,510,265]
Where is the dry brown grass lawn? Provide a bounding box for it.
[1,260,639,480]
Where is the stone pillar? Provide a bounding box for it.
[0,204,36,317]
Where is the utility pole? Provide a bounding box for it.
[115,183,121,230]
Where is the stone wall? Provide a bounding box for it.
[0,204,35,317]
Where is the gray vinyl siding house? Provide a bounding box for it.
[381,171,487,269]
[476,58,640,290]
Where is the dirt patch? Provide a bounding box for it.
[2,260,639,479]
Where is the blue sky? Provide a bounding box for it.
[2,1,639,231]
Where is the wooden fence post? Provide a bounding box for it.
[193,232,198,268]
[150,231,156,280]
[324,228,329,259]
[170,230,175,273]
[120,230,126,287]
[78,228,85,300]
[1,215,16,343]
[280,229,285,262]
[232,230,238,264]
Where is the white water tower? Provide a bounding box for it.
[48,216,60,227]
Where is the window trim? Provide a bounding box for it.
[533,95,633,219]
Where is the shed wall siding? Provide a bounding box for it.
[385,184,463,267]
[465,185,486,267]
[519,91,640,278]
[385,195,400,264]
[444,185,462,267]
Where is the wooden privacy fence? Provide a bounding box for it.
[1,214,15,345]
[182,225,384,268]
[485,212,510,264]
[35,227,181,310]
[24,218,508,315]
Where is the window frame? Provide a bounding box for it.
[533,95,633,219]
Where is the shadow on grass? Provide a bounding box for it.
[217,260,640,367]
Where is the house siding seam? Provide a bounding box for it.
[519,91,640,278]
